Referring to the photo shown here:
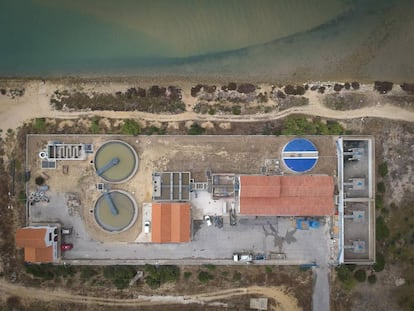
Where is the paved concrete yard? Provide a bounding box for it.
[26,135,336,264]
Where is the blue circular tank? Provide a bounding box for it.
[282,138,318,173]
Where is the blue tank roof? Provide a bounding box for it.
[282,138,318,173]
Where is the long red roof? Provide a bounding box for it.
[239,175,334,216]
[152,203,191,243]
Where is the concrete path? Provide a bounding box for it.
[312,266,330,311]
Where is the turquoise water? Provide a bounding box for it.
[0,0,412,80]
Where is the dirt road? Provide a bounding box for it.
[0,279,300,310]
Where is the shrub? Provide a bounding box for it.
[35,176,45,185]
[232,271,242,282]
[203,264,216,271]
[379,162,388,178]
[80,266,99,281]
[374,81,393,94]
[208,107,215,115]
[188,123,205,135]
[121,119,141,136]
[232,105,241,115]
[376,195,384,210]
[377,182,386,193]
[265,266,272,274]
[335,265,356,290]
[103,266,136,289]
[373,253,385,272]
[144,265,180,289]
[237,83,255,94]
[354,269,366,282]
[34,118,46,130]
[184,271,192,280]
[284,85,306,95]
[198,271,214,283]
[368,274,377,284]
[376,216,390,241]
[351,82,360,90]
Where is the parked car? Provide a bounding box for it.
[61,227,72,235]
[144,221,151,233]
[204,215,212,227]
[61,243,73,251]
[233,252,253,263]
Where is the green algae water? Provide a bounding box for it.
[0,0,412,80]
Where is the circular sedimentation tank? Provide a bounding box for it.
[282,138,319,173]
[94,190,137,232]
[94,140,138,183]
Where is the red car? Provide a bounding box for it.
[61,243,73,251]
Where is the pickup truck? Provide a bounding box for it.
[233,253,253,262]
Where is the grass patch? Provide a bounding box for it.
[265,266,272,274]
[121,119,141,136]
[33,118,46,131]
[198,270,214,283]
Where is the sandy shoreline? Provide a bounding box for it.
[0,78,413,135]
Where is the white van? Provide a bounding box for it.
[144,221,151,234]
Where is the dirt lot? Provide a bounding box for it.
[0,265,312,311]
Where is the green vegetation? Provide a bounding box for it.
[379,162,388,178]
[281,116,344,135]
[354,269,367,282]
[183,271,192,280]
[377,182,386,193]
[144,265,180,289]
[368,274,377,284]
[25,264,76,280]
[335,265,356,291]
[208,107,216,115]
[144,125,166,135]
[232,271,242,282]
[90,116,101,134]
[376,195,384,210]
[187,123,205,135]
[265,266,272,274]
[198,270,214,283]
[203,264,216,271]
[373,252,385,272]
[376,216,390,241]
[121,119,141,136]
[33,118,46,131]
[103,265,136,289]
[231,105,242,115]
[80,266,99,281]
[35,176,45,186]
[50,87,185,114]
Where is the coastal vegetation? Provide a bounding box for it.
[50,86,185,114]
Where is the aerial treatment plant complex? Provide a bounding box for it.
[16,134,375,266]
